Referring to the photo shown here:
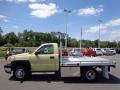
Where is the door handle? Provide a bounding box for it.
[50,56,54,59]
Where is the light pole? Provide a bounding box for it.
[98,20,102,48]
[80,28,83,49]
[116,40,119,48]
[64,9,71,49]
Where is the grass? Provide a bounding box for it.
[0,47,37,58]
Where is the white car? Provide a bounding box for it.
[106,48,116,55]
[101,48,107,55]
[101,48,113,55]
[91,48,103,56]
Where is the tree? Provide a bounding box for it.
[94,40,99,48]
[18,29,34,46]
[0,28,118,48]
[0,35,4,46]
[0,27,4,46]
[0,27,3,35]
[4,32,18,45]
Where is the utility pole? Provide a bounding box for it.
[80,28,83,49]
[98,20,102,48]
[116,40,119,48]
[64,9,71,49]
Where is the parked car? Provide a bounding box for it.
[102,48,114,55]
[109,48,116,54]
[62,49,68,56]
[116,48,120,54]
[101,48,107,55]
[71,48,83,56]
[82,48,96,57]
[91,48,103,56]
[5,48,30,60]
[101,48,113,55]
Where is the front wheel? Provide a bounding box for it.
[13,67,31,80]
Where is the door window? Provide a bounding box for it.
[36,45,54,54]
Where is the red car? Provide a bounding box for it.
[82,48,96,57]
[59,49,68,56]
[62,49,68,56]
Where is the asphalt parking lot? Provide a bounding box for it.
[0,55,120,90]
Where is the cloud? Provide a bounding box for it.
[29,0,37,2]
[111,30,120,36]
[0,14,7,19]
[105,18,120,27]
[86,25,107,33]
[78,5,103,16]
[110,30,120,41]
[6,0,27,3]
[6,0,13,2]
[29,3,58,18]
[29,0,45,3]
[5,0,45,3]
[3,19,9,22]
[0,14,9,22]
[86,18,120,33]
[12,25,19,29]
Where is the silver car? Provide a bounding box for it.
[91,48,103,56]
[71,48,83,56]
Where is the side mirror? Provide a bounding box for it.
[35,52,39,55]
[29,51,32,54]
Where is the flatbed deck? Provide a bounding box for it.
[61,56,116,67]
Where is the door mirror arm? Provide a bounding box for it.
[35,52,39,55]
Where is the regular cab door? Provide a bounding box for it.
[30,44,57,71]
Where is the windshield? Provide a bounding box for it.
[12,48,25,53]
[110,49,114,50]
[96,49,101,50]
[75,49,81,52]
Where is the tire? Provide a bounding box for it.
[81,67,97,81]
[13,66,31,81]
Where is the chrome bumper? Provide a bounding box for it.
[4,64,11,74]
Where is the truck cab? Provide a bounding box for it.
[4,43,59,80]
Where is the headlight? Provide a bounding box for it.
[6,56,15,64]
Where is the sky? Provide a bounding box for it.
[0,0,120,41]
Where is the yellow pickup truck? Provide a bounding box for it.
[4,43,116,81]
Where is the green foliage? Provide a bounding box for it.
[5,43,14,50]
[0,47,6,58]
[0,28,120,48]
[0,27,3,35]
[4,32,18,45]
[0,51,5,58]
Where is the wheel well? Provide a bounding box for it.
[81,66,97,70]
[80,66,97,74]
[11,60,31,71]
[81,66,93,70]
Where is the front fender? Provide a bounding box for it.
[11,60,31,71]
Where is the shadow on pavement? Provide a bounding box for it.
[9,74,120,84]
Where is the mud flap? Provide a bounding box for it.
[102,66,109,79]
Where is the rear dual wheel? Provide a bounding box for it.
[81,67,97,81]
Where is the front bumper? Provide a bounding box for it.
[4,64,11,74]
